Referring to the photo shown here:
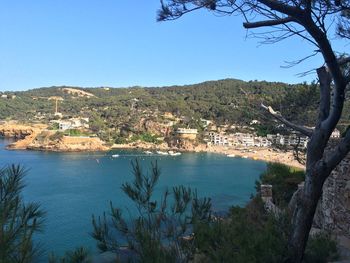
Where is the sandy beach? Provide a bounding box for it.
[201,146,305,169]
[111,142,306,169]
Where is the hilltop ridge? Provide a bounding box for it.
[0,78,325,127]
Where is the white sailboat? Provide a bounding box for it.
[168,151,181,156]
[156,151,168,155]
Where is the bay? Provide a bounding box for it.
[0,138,266,259]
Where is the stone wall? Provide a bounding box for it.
[314,152,350,238]
[261,184,273,202]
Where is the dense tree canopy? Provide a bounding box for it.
[0,79,341,131]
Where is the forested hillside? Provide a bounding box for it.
[1,78,347,131]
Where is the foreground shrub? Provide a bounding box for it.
[304,232,339,263]
[48,247,90,263]
[194,198,290,263]
[91,161,339,263]
[0,165,45,263]
[91,160,211,263]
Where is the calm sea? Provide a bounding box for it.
[0,138,266,259]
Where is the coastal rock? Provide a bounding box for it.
[27,131,109,152]
[133,118,171,136]
[1,122,109,152]
[111,141,171,151]
[0,122,46,139]
[167,138,206,152]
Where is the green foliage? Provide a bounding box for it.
[280,82,319,126]
[256,163,305,207]
[254,124,278,137]
[89,113,105,134]
[3,79,347,131]
[194,198,290,263]
[194,197,338,263]
[48,247,90,263]
[50,131,64,141]
[114,135,127,144]
[0,165,45,263]
[91,160,212,263]
[64,129,90,137]
[49,122,59,130]
[130,132,160,144]
[65,129,81,136]
[304,232,339,263]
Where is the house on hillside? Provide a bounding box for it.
[58,121,72,131]
[53,117,90,131]
[0,94,15,99]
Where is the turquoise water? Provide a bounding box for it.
[0,138,266,259]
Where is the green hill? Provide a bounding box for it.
[2,78,346,133]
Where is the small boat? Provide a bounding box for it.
[227,154,236,157]
[242,156,248,159]
[144,151,153,155]
[111,154,119,158]
[168,151,181,156]
[156,151,168,155]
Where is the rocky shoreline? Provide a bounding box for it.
[0,122,305,169]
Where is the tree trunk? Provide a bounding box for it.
[287,167,329,262]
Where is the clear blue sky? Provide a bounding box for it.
[0,1,335,91]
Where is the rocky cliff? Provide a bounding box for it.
[1,123,108,152]
[314,151,350,238]
[0,122,46,139]
[27,132,108,152]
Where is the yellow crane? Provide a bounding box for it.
[48,96,64,115]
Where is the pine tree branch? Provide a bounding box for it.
[257,0,303,17]
[243,17,295,29]
[261,103,313,137]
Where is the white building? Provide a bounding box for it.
[331,128,341,138]
[208,132,230,146]
[250,119,261,125]
[55,118,90,131]
[254,137,272,147]
[266,134,309,148]
[207,132,239,146]
[236,133,255,147]
[207,131,308,148]
[69,118,89,129]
